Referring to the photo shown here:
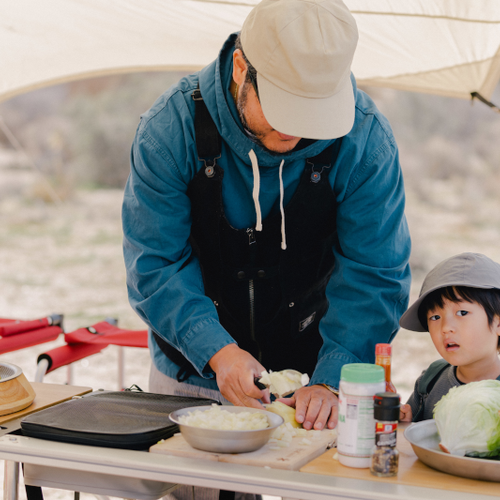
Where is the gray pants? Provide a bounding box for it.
[149,363,230,404]
[149,363,261,500]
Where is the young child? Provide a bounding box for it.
[398,252,500,422]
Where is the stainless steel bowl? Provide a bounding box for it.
[404,419,500,482]
[169,405,284,454]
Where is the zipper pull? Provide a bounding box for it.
[246,228,256,245]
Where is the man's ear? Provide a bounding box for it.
[232,49,248,87]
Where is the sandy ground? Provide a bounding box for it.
[1,160,499,499]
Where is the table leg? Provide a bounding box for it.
[4,460,19,500]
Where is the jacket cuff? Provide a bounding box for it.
[179,318,236,378]
[310,351,361,389]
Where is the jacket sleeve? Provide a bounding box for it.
[311,128,411,389]
[122,118,235,379]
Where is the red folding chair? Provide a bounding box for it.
[36,318,148,389]
[0,314,64,355]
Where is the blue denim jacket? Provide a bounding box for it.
[122,33,411,391]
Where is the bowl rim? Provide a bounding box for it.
[169,404,284,432]
[0,362,23,383]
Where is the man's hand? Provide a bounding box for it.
[399,403,412,422]
[209,344,270,408]
[278,384,338,430]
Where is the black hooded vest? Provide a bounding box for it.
[154,88,341,382]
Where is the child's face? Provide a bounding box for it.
[427,298,500,369]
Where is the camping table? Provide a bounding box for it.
[0,388,499,500]
[0,382,93,500]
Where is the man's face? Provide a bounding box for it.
[235,78,301,154]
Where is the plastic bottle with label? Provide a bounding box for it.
[337,363,385,468]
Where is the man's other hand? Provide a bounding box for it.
[278,384,338,430]
[209,344,270,408]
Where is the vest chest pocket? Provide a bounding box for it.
[288,288,329,340]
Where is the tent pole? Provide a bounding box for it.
[470,92,500,113]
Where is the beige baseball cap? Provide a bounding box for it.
[240,0,358,140]
[400,253,500,332]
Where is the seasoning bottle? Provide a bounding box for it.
[375,343,397,393]
[337,363,385,468]
[370,392,400,477]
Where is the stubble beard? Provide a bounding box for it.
[236,81,271,152]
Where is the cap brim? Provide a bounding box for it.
[399,283,496,332]
[399,294,431,332]
[257,73,355,140]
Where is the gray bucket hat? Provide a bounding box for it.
[399,252,500,332]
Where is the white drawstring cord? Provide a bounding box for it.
[248,150,286,249]
[248,149,262,231]
[278,159,287,250]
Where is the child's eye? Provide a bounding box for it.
[429,314,440,321]
[456,310,469,317]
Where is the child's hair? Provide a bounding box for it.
[418,285,500,348]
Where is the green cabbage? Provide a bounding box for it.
[433,380,500,457]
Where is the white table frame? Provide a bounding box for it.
[0,431,496,500]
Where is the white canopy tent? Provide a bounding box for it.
[1,0,500,106]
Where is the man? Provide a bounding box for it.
[122,0,411,433]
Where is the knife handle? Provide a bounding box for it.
[254,377,267,391]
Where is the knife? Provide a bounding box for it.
[254,377,267,391]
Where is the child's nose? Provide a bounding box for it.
[442,315,456,333]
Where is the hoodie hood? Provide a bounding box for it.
[198,33,350,249]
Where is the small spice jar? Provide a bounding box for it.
[370,392,400,477]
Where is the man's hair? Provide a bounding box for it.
[418,286,500,346]
[234,34,258,85]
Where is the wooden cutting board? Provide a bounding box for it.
[150,429,337,470]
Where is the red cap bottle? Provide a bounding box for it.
[375,344,397,393]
